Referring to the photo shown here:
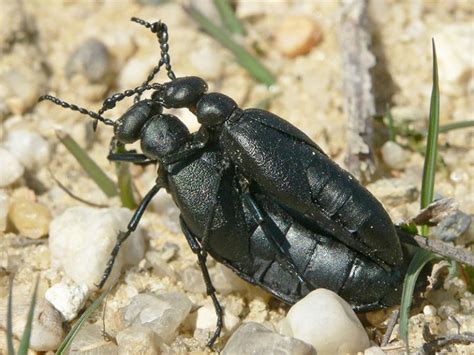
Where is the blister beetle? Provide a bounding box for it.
[39,95,425,347]
[39,17,430,347]
[96,18,404,271]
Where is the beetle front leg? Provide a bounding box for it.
[98,183,162,289]
[179,217,223,349]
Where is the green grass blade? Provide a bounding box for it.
[17,277,40,355]
[399,249,437,349]
[57,131,118,198]
[7,275,15,355]
[438,120,474,133]
[55,288,111,355]
[115,145,137,209]
[213,0,246,35]
[385,104,396,141]
[420,39,440,214]
[399,39,440,352]
[185,5,275,86]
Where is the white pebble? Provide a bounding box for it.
[0,147,24,187]
[194,303,240,341]
[3,130,50,170]
[68,323,118,354]
[119,57,156,90]
[116,325,161,354]
[381,141,410,170]
[223,322,315,355]
[49,207,145,289]
[0,190,8,231]
[0,296,65,351]
[423,305,437,317]
[122,293,192,344]
[181,267,206,294]
[45,279,90,321]
[364,345,386,355]
[190,44,224,80]
[280,289,370,355]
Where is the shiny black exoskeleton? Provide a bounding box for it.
[39,17,429,348]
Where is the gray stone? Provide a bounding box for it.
[381,141,410,170]
[116,325,161,355]
[122,292,192,344]
[65,38,112,83]
[432,211,471,242]
[68,324,118,354]
[0,147,24,187]
[223,322,315,355]
[181,266,206,294]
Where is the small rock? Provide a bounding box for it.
[190,44,224,80]
[364,346,386,355]
[3,130,50,170]
[366,178,418,205]
[0,296,65,351]
[118,57,156,90]
[280,288,370,355]
[0,70,42,114]
[431,211,471,242]
[223,322,315,355]
[181,266,206,294]
[423,305,437,317]
[435,23,474,86]
[8,197,51,239]
[437,300,460,319]
[65,38,112,84]
[45,279,90,321]
[211,264,248,295]
[381,141,410,170]
[145,251,177,280]
[68,323,118,354]
[49,207,145,289]
[116,325,161,355]
[157,241,179,262]
[0,147,24,187]
[122,292,192,344]
[0,190,9,232]
[274,16,322,58]
[194,303,240,342]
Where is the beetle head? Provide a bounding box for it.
[151,76,207,110]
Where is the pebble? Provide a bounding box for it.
[190,44,224,80]
[8,197,51,239]
[194,302,240,342]
[0,190,8,232]
[364,346,386,355]
[68,323,118,354]
[3,130,50,170]
[0,296,65,351]
[45,279,90,321]
[211,264,248,296]
[181,266,207,294]
[49,207,145,289]
[121,292,192,343]
[366,177,418,205]
[118,57,156,90]
[0,70,42,115]
[274,16,322,58]
[437,300,460,320]
[116,325,161,355]
[423,305,437,317]
[223,322,315,355]
[0,147,24,187]
[431,211,471,242]
[280,289,370,355]
[65,38,112,84]
[145,251,177,280]
[435,23,474,87]
[381,141,410,170]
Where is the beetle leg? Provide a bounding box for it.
[97,183,162,289]
[179,217,223,349]
[161,128,209,165]
[241,191,311,288]
[107,138,157,166]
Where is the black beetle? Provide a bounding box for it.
[39,17,430,347]
[96,18,404,272]
[37,95,423,347]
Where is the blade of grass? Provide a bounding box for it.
[115,145,137,209]
[385,104,396,141]
[400,39,440,352]
[213,0,246,35]
[7,275,15,355]
[184,5,275,86]
[438,120,474,134]
[399,249,437,349]
[57,131,118,198]
[55,288,111,355]
[17,277,40,355]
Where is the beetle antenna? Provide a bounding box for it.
[131,17,176,103]
[38,95,114,127]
